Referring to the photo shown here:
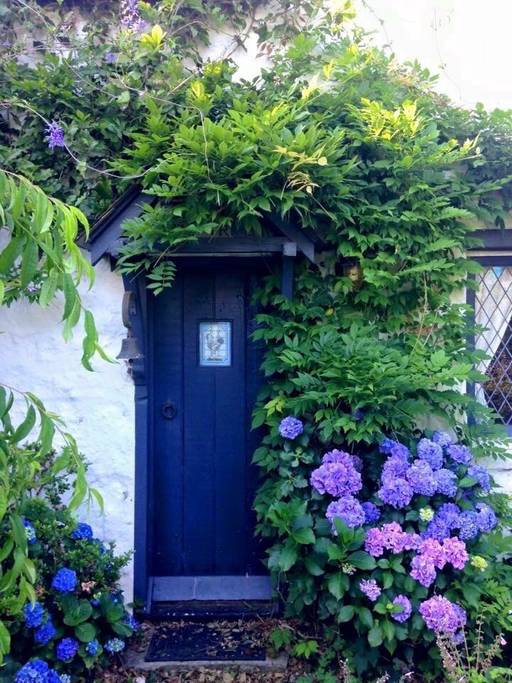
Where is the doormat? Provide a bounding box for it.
[145,622,267,662]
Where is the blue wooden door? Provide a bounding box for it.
[150,265,264,577]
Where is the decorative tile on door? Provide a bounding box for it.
[199,321,232,366]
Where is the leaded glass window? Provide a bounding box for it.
[473,264,512,427]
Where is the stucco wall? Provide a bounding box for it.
[0,259,135,600]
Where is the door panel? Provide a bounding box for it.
[151,266,263,577]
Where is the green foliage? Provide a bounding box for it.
[0,170,106,369]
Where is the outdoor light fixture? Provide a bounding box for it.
[117,291,143,361]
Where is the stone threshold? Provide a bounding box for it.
[123,650,288,672]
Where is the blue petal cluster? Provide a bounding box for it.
[23,519,37,545]
[71,522,93,540]
[51,568,77,593]
[416,438,443,470]
[326,496,365,528]
[15,660,60,683]
[85,639,100,656]
[446,444,473,465]
[278,416,303,440]
[105,638,125,653]
[378,478,413,509]
[468,465,491,492]
[56,638,79,662]
[35,620,56,645]
[361,501,381,524]
[406,459,437,496]
[379,438,410,459]
[434,469,457,497]
[23,601,45,628]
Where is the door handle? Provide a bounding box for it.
[161,401,177,420]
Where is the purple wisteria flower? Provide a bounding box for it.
[391,595,412,622]
[45,122,65,149]
[326,496,365,529]
[432,431,454,447]
[52,568,77,593]
[446,444,473,465]
[416,438,444,470]
[406,459,437,496]
[379,438,410,459]
[56,637,79,662]
[360,579,381,602]
[377,477,413,509]
[278,416,303,440]
[361,501,381,524]
[419,596,467,634]
[23,601,44,628]
[311,462,362,497]
[468,465,491,493]
[120,0,146,31]
[434,468,457,497]
[476,503,497,533]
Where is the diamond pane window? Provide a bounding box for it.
[474,266,512,425]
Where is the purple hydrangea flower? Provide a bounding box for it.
[406,459,437,496]
[391,595,412,622]
[326,496,365,529]
[365,527,385,557]
[52,568,77,593]
[120,0,145,31]
[452,630,465,645]
[416,438,444,470]
[23,601,44,628]
[60,676,71,683]
[442,536,468,570]
[457,510,479,541]
[434,468,458,497]
[382,455,410,479]
[476,503,497,533]
[418,538,447,569]
[378,477,413,509]
[419,596,467,634]
[410,554,437,587]
[360,579,381,601]
[468,465,491,493]
[311,462,362,497]
[361,501,381,524]
[432,431,454,447]
[322,449,355,467]
[71,522,93,540]
[105,51,118,63]
[446,444,473,465]
[105,638,125,653]
[45,122,65,149]
[278,416,303,440]
[379,438,410,459]
[56,637,79,662]
[35,619,56,645]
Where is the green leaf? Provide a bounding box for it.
[368,625,383,647]
[13,405,36,442]
[75,622,97,642]
[64,600,93,626]
[337,605,354,623]
[327,572,348,600]
[304,556,324,576]
[20,239,38,288]
[292,528,315,544]
[358,606,373,629]
[347,550,376,571]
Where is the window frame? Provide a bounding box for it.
[467,246,512,435]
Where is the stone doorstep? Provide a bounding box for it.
[123,649,289,673]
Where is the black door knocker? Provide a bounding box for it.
[161,401,177,420]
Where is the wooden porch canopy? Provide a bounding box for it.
[87,188,318,298]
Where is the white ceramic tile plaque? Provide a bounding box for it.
[199,321,232,367]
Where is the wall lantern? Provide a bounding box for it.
[117,291,143,361]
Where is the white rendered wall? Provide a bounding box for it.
[0,259,135,600]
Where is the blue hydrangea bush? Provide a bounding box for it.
[8,500,137,682]
[255,417,512,678]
